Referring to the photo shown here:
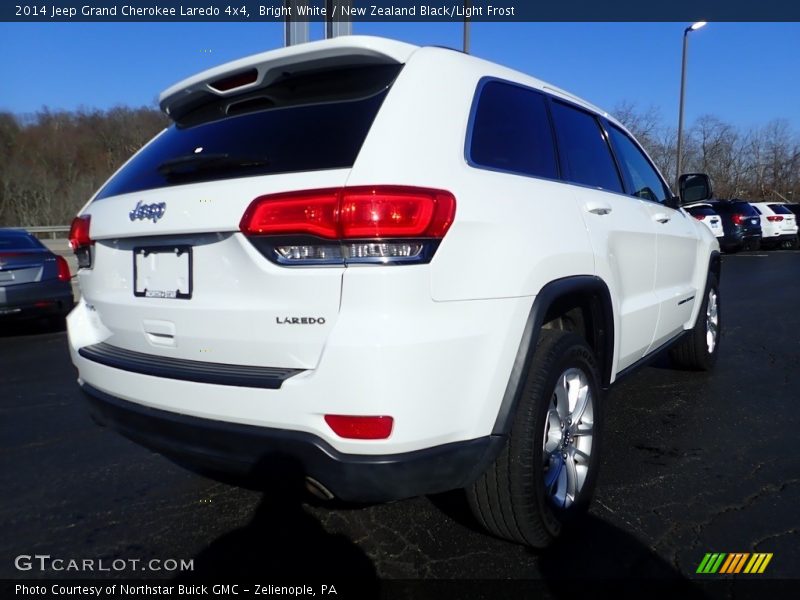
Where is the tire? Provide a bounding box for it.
[669,273,720,371]
[467,330,603,548]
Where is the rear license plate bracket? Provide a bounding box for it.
[133,245,192,299]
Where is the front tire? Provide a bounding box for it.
[467,330,603,547]
[670,273,720,371]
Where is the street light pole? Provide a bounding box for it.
[463,1,471,53]
[675,21,707,191]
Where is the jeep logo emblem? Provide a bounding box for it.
[130,201,166,223]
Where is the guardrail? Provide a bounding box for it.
[12,226,70,239]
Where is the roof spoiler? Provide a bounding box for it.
[159,36,418,121]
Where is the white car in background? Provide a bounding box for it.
[684,204,724,239]
[750,202,798,249]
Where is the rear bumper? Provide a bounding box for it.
[0,280,73,318]
[83,383,504,502]
[762,233,797,247]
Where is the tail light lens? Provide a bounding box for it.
[240,186,456,266]
[324,415,394,440]
[55,256,71,282]
[69,215,94,269]
[766,215,784,222]
[692,214,704,221]
[732,214,744,226]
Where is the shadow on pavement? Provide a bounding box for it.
[540,515,711,598]
[0,316,66,338]
[431,491,710,597]
[177,456,378,584]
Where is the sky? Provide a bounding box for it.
[0,21,798,133]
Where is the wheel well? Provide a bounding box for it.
[709,251,721,283]
[491,276,615,436]
[541,290,613,389]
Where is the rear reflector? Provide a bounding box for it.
[324,415,394,440]
[56,256,71,282]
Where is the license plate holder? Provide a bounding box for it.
[133,245,192,299]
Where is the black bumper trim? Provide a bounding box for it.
[78,342,304,389]
[82,383,504,503]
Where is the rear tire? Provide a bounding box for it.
[467,330,603,548]
[670,273,720,371]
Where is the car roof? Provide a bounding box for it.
[159,35,622,131]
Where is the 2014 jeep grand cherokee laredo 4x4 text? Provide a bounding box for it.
[67,36,720,548]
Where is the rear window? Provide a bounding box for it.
[768,204,791,215]
[467,80,558,179]
[94,65,402,200]
[686,206,716,217]
[732,202,759,216]
[0,232,43,250]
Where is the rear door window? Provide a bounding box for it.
[467,80,558,179]
[550,101,623,193]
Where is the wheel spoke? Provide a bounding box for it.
[572,425,593,438]
[570,381,591,425]
[553,376,569,420]
[564,454,578,506]
[566,371,583,412]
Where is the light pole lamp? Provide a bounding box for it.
[675,21,707,191]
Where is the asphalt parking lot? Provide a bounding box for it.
[1,251,798,591]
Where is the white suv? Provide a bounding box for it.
[750,201,798,249]
[67,36,721,548]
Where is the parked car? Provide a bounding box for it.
[750,202,798,249]
[67,36,720,548]
[686,200,761,252]
[684,204,724,239]
[0,228,73,322]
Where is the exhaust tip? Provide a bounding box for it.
[305,476,335,501]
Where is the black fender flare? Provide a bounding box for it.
[491,275,614,436]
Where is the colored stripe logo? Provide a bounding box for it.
[696,553,773,574]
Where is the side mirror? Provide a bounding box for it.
[678,173,713,204]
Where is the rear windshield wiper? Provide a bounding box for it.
[157,152,270,176]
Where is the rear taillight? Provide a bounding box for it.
[240,186,456,266]
[69,215,93,268]
[692,214,704,221]
[324,415,394,440]
[766,215,784,222]
[56,256,71,282]
[732,214,744,225]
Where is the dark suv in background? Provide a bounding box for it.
[689,200,762,252]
